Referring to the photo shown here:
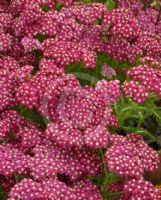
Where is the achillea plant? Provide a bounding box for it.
[0,0,160,199]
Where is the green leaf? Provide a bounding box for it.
[88,176,105,186]
[112,96,160,142]
[33,50,43,74]
[54,3,63,11]
[105,0,116,10]
[65,62,104,86]
[39,5,50,12]
[14,174,25,183]
[102,191,111,200]
[102,34,109,43]
[104,172,119,186]
[14,174,33,183]
[109,191,126,200]
[136,129,156,142]
[12,105,48,129]
[96,19,103,25]
[66,53,142,86]
[0,187,7,200]
[34,33,48,43]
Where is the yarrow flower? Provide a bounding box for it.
[0,0,160,199]
[45,122,83,148]
[108,179,160,200]
[0,57,33,111]
[122,179,160,199]
[29,144,103,181]
[16,64,64,109]
[105,134,159,179]
[21,36,41,52]
[0,33,12,53]
[43,40,97,69]
[123,65,161,103]
[102,4,161,64]
[103,8,139,40]
[116,0,143,13]
[139,56,161,70]
[8,178,103,200]
[0,144,29,177]
[41,77,120,149]
[136,8,159,34]
[101,64,116,79]
[61,3,106,25]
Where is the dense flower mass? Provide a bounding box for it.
[102,3,161,63]
[105,134,159,178]
[123,65,161,103]
[0,0,160,199]
[103,8,139,40]
[0,144,29,177]
[108,179,160,200]
[122,179,161,200]
[8,178,103,200]
[0,57,33,111]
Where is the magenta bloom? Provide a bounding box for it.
[123,65,161,103]
[105,134,159,179]
[122,179,160,200]
[101,64,116,79]
[0,1,160,199]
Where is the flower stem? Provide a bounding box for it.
[100,148,108,178]
[109,191,126,197]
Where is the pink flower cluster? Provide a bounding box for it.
[43,40,97,68]
[116,0,143,13]
[0,0,160,199]
[16,70,120,149]
[8,178,103,200]
[0,111,104,198]
[105,134,159,179]
[123,65,161,103]
[102,3,161,63]
[109,179,160,200]
[0,57,33,112]
[106,134,160,199]
[30,143,103,181]
[0,110,43,150]
[102,8,141,63]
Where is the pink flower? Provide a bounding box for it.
[123,65,161,103]
[105,134,159,179]
[123,179,160,200]
[21,36,41,52]
[101,64,116,79]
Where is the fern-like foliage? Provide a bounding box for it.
[112,95,161,142]
[143,116,161,148]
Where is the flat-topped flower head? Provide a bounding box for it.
[123,65,161,103]
[103,8,139,40]
[108,179,160,200]
[29,144,103,181]
[123,179,160,200]
[0,144,29,177]
[84,126,110,149]
[105,134,159,179]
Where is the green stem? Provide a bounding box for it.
[100,149,108,178]
[109,191,126,197]
[14,173,19,183]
